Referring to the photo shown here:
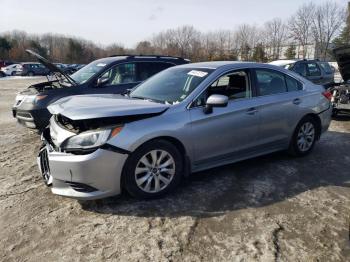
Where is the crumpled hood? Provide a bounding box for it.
[48,94,169,120]
[333,45,350,82]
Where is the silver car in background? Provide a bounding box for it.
[38,62,332,200]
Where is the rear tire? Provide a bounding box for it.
[123,140,183,199]
[288,116,318,157]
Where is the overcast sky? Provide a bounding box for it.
[0,0,348,47]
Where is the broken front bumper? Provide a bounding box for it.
[37,141,128,200]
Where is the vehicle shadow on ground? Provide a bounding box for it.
[81,131,350,218]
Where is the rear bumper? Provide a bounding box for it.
[38,143,128,200]
[333,103,350,111]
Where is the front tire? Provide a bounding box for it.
[27,71,34,76]
[123,140,183,199]
[288,116,318,157]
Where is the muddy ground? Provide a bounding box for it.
[0,77,349,262]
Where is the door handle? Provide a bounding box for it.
[293,98,301,105]
[246,107,258,115]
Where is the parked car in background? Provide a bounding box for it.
[64,64,85,74]
[269,59,334,86]
[12,49,189,129]
[15,62,51,76]
[38,62,332,200]
[1,64,20,76]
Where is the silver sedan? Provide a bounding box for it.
[38,62,332,200]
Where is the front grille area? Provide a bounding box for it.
[39,148,51,184]
[65,181,98,193]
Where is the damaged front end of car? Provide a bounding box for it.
[331,46,350,115]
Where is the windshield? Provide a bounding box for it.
[130,67,214,104]
[70,60,107,84]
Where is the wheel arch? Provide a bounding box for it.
[298,113,322,140]
[120,135,191,191]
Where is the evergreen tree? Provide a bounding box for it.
[66,39,85,63]
[0,37,12,59]
[29,40,47,57]
[284,45,296,59]
[333,2,350,46]
[240,44,251,61]
[252,43,267,62]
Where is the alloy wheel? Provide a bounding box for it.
[134,150,175,193]
[297,122,315,152]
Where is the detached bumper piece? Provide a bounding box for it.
[38,147,52,185]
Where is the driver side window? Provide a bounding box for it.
[193,70,251,107]
[99,63,136,86]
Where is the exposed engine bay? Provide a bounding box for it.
[330,83,350,114]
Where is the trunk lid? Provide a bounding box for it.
[333,45,350,82]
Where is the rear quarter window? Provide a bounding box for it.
[285,75,303,92]
[319,62,333,74]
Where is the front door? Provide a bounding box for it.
[85,62,140,95]
[189,69,260,167]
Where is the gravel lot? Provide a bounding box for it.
[0,77,350,261]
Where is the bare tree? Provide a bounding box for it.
[264,18,287,60]
[234,24,261,60]
[135,41,155,55]
[288,3,315,58]
[311,1,346,60]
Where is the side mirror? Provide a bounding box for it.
[203,94,228,114]
[96,77,109,87]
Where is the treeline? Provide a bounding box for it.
[0,1,348,64]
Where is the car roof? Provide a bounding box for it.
[269,60,296,66]
[175,61,255,69]
[21,62,40,65]
[94,55,189,65]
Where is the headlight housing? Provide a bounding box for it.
[62,126,123,151]
[23,95,47,104]
[24,95,36,103]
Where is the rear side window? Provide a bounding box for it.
[306,63,321,76]
[319,62,333,74]
[255,69,287,96]
[136,62,174,81]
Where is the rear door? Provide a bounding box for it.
[136,62,174,82]
[305,62,323,84]
[252,68,303,150]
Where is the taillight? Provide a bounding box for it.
[322,91,332,101]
